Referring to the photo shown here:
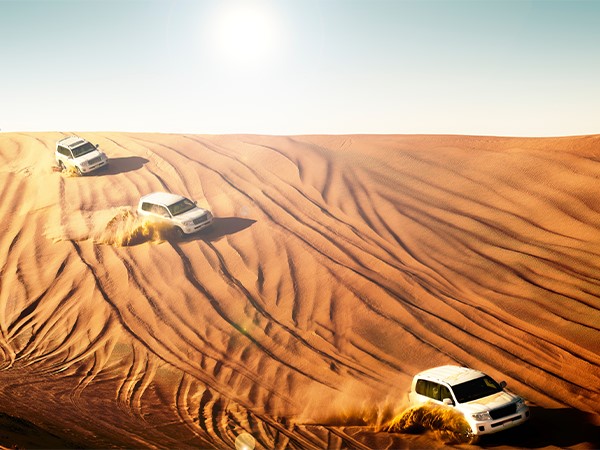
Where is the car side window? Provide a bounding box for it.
[440,385,453,402]
[416,379,427,396]
[416,379,439,399]
[58,146,71,158]
[430,382,441,400]
[151,205,170,217]
[141,202,152,212]
[416,380,452,402]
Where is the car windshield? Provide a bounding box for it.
[71,142,96,158]
[168,199,196,216]
[452,376,503,403]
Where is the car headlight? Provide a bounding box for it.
[183,220,194,226]
[472,411,492,421]
[80,161,89,167]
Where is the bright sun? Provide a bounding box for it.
[209,2,283,67]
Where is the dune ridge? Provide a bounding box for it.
[0,132,598,448]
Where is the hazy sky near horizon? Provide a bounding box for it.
[1,0,599,136]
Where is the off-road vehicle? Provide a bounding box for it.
[137,192,213,236]
[409,365,529,436]
[55,136,108,174]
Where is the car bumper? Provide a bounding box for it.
[469,408,530,435]
[80,159,108,173]
[182,217,213,234]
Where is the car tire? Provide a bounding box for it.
[76,167,83,176]
[175,227,185,239]
[58,161,65,171]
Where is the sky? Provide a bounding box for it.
[1,0,599,136]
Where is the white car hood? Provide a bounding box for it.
[172,207,209,223]
[73,150,105,164]
[458,391,518,414]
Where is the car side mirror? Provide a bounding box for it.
[443,398,454,406]
[95,144,99,148]
[500,381,507,388]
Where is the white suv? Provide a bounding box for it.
[55,136,108,175]
[408,365,529,436]
[137,192,213,236]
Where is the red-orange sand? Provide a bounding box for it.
[0,132,598,449]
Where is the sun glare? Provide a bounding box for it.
[209,2,283,67]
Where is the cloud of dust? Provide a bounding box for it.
[295,380,474,445]
[94,208,172,246]
[53,164,81,177]
[295,379,409,431]
[383,403,474,444]
[44,207,174,246]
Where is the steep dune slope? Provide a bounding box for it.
[0,132,598,448]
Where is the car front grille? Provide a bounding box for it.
[193,214,208,225]
[89,156,103,165]
[489,403,517,420]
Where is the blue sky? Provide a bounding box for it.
[1,0,599,136]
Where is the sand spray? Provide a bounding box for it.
[53,163,81,177]
[96,208,171,246]
[44,207,173,246]
[294,379,474,444]
[383,403,474,444]
[295,380,407,429]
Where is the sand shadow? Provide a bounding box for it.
[182,217,256,242]
[0,412,81,448]
[100,217,255,247]
[88,156,149,176]
[479,406,600,448]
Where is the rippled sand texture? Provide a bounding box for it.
[0,132,599,449]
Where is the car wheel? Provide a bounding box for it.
[58,161,65,171]
[175,227,185,239]
[76,167,83,176]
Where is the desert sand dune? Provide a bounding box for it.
[0,132,599,449]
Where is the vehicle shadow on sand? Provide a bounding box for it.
[178,217,256,243]
[479,406,600,448]
[89,156,149,176]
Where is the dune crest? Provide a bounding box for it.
[0,132,599,448]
